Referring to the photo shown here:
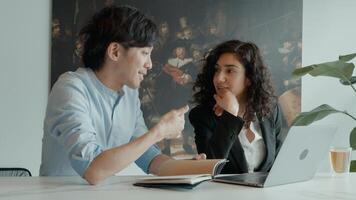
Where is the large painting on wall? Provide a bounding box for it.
[51,0,302,158]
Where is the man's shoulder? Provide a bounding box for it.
[49,68,93,101]
[59,68,90,82]
[54,68,91,90]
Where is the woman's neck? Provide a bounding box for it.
[237,95,247,118]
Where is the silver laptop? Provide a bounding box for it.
[213,125,337,187]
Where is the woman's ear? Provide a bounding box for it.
[106,42,122,61]
[245,78,252,87]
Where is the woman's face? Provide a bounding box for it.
[213,53,250,99]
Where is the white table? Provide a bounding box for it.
[0,174,355,200]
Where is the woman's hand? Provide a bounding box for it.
[213,89,239,117]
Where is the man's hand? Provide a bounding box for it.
[213,89,239,117]
[175,73,192,85]
[192,153,207,160]
[150,105,189,142]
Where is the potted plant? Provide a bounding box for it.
[291,53,356,172]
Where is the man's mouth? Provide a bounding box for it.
[138,72,146,80]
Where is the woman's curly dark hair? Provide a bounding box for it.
[192,40,276,126]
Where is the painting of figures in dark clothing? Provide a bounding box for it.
[51,0,302,158]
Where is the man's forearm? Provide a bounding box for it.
[148,154,171,175]
[83,129,161,185]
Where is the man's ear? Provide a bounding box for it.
[107,42,123,61]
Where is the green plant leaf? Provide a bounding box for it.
[292,61,354,81]
[350,160,356,172]
[309,61,354,81]
[292,66,314,79]
[350,127,356,150]
[292,104,341,126]
[340,76,356,85]
[339,53,356,62]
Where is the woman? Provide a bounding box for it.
[189,40,284,174]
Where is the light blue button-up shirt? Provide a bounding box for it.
[40,68,161,177]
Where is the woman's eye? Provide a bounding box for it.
[227,69,238,74]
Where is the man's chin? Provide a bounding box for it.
[126,82,141,89]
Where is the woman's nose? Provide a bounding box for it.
[215,71,226,83]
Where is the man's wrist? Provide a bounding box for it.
[148,126,163,143]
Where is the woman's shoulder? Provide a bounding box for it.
[264,103,283,125]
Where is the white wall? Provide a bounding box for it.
[0,0,50,176]
[303,0,356,171]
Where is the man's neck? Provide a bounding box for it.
[94,66,123,92]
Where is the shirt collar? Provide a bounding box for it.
[249,118,263,141]
[86,68,125,99]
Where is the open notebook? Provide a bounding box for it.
[133,159,227,189]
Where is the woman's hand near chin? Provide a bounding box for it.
[213,89,239,117]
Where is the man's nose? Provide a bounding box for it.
[144,57,152,70]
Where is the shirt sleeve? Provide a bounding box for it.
[130,92,161,173]
[45,78,103,177]
[189,106,245,159]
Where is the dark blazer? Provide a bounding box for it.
[189,102,284,174]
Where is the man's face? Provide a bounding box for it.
[160,23,169,35]
[118,46,153,89]
[52,20,61,38]
[193,50,202,60]
[179,17,187,28]
[209,26,217,35]
[175,47,185,59]
[183,28,192,39]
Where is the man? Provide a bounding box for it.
[40,5,204,185]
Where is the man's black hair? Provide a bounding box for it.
[79,5,157,70]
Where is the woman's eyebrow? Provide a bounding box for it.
[224,64,240,68]
[215,63,240,68]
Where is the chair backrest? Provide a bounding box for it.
[0,168,32,177]
[351,160,356,172]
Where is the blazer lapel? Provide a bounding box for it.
[229,136,249,173]
[256,116,275,172]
